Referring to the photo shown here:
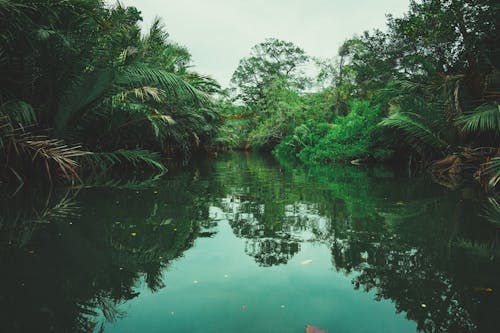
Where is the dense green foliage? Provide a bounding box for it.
[274,100,393,163]
[0,0,221,186]
[220,0,500,189]
[1,0,499,191]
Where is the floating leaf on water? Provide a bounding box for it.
[474,287,493,292]
[154,190,159,194]
[421,303,427,308]
[130,232,137,237]
[301,259,313,265]
[114,221,121,224]
[396,201,405,206]
[305,325,327,333]
[160,218,173,226]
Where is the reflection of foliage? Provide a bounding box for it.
[214,153,500,332]
[0,167,214,332]
[1,152,500,332]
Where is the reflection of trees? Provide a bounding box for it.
[0,169,214,332]
[328,195,500,333]
[1,153,499,332]
[215,153,500,332]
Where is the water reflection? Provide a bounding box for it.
[0,169,214,332]
[211,153,500,332]
[0,152,499,332]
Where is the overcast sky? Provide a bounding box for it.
[118,0,410,87]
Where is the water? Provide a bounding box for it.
[0,152,499,333]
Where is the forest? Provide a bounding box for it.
[1,1,500,332]
[0,0,499,191]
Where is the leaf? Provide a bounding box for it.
[301,259,313,265]
[305,325,328,333]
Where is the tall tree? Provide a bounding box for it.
[230,38,309,108]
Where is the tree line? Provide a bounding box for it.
[221,0,500,191]
[1,0,499,191]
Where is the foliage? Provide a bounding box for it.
[0,1,221,186]
[275,100,393,163]
[231,38,309,108]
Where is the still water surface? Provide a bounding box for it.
[1,152,499,333]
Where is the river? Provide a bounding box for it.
[0,152,498,333]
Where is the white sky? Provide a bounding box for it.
[117,0,410,87]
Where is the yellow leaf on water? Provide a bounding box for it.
[130,232,137,237]
[301,259,313,265]
[305,325,327,333]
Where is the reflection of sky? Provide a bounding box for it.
[116,0,410,87]
[104,218,416,333]
[217,195,332,241]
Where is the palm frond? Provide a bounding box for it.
[16,134,89,180]
[54,68,114,134]
[116,86,165,103]
[456,104,500,134]
[82,149,167,172]
[0,100,37,129]
[481,197,500,226]
[483,157,500,189]
[379,112,448,149]
[114,64,211,105]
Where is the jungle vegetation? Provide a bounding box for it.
[220,0,500,191]
[0,0,221,188]
[0,0,499,191]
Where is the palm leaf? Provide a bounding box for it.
[483,157,500,189]
[54,68,114,134]
[114,64,211,104]
[456,104,500,134]
[13,133,89,181]
[82,149,167,172]
[0,100,37,129]
[379,112,448,149]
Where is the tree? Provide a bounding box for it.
[230,38,309,108]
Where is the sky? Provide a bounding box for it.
[118,0,410,87]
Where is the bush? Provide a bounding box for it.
[274,100,393,164]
